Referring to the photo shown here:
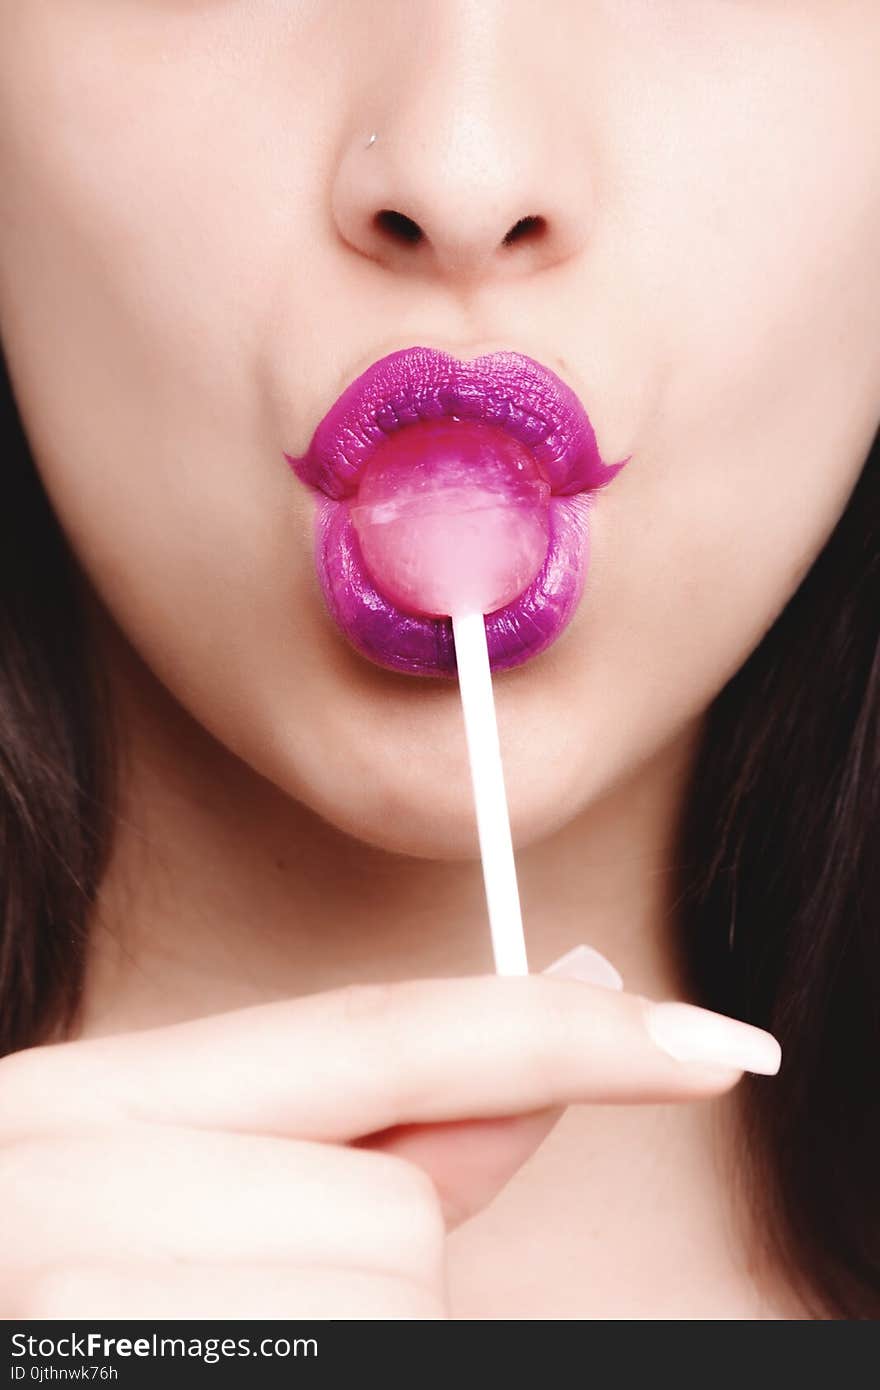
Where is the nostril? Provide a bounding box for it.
[373,211,545,251]
[502,215,545,246]
[374,209,424,245]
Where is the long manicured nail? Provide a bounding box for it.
[543,944,624,991]
[645,1001,782,1076]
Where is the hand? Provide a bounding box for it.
[0,967,779,1319]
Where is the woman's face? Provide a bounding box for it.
[1,1,878,858]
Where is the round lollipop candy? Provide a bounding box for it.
[349,417,551,619]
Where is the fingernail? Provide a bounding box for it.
[645,1001,782,1076]
[543,944,624,991]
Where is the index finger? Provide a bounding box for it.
[0,975,779,1142]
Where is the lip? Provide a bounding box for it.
[284,346,629,677]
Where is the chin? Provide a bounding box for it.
[282,716,588,862]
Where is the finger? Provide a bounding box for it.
[357,1107,566,1229]
[0,976,779,1142]
[15,1259,446,1321]
[0,1127,445,1285]
[353,953,616,1227]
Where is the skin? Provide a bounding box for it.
[0,0,877,1318]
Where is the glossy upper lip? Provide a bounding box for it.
[284,345,627,500]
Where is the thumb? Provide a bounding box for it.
[352,945,624,1229]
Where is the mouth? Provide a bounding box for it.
[284,346,629,677]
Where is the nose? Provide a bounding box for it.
[329,5,595,287]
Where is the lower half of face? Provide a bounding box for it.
[0,1,878,859]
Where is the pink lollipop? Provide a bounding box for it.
[349,416,545,975]
[349,418,551,619]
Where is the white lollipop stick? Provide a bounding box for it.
[451,610,529,976]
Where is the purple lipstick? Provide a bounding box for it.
[285,346,628,677]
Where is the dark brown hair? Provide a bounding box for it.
[675,434,879,1319]
[1,340,878,1317]
[0,352,117,1056]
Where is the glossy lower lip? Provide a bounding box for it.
[284,346,629,677]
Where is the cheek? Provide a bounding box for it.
[0,8,332,761]
[578,9,880,754]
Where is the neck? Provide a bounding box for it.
[77,604,700,1038]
